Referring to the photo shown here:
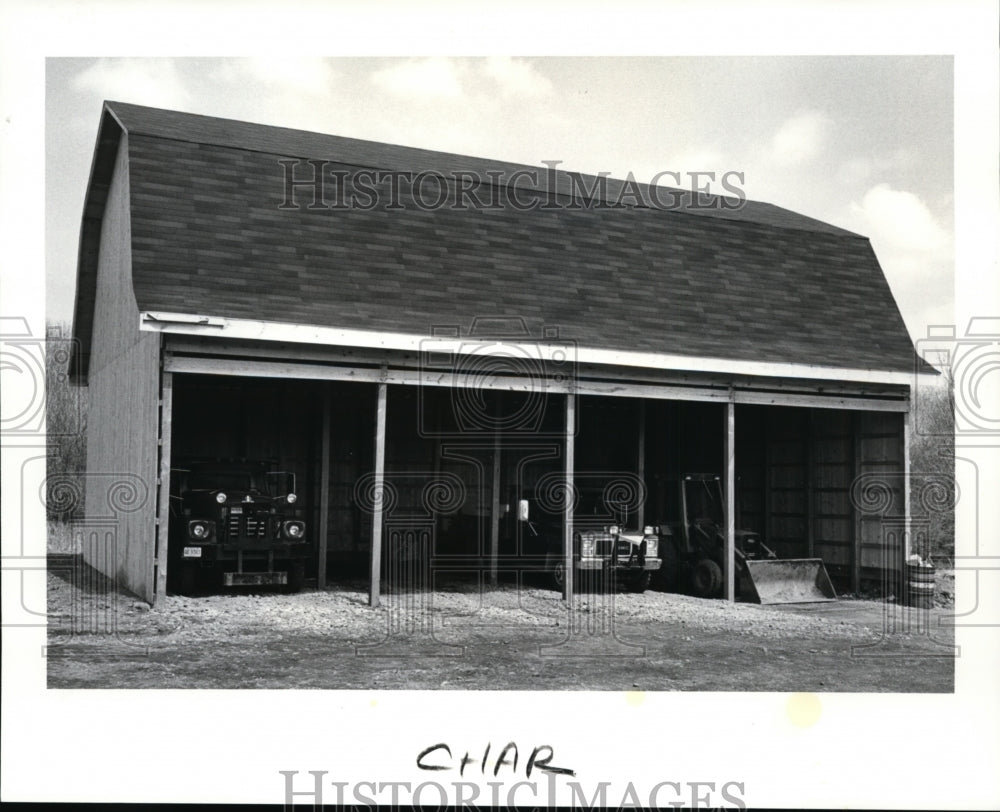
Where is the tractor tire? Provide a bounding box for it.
[551,559,567,592]
[624,571,651,593]
[692,558,723,598]
[653,539,680,592]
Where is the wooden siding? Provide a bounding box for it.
[808,409,853,577]
[856,410,906,574]
[735,407,767,542]
[84,135,162,603]
[765,409,809,558]
[736,406,907,587]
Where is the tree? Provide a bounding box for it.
[909,369,955,561]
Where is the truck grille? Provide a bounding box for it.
[593,537,634,557]
[225,512,270,540]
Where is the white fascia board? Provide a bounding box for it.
[140,311,924,388]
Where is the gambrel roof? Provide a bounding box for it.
[72,101,932,381]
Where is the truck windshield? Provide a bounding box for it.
[685,479,724,525]
[574,493,629,525]
[188,468,268,493]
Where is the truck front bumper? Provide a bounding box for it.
[576,557,661,571]
[222,571,288,586]
[180,541,309,564]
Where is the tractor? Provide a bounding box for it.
[656,473,836,604]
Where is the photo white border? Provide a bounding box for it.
[2,1,998,808]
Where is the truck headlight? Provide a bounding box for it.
[644,536,659,558]
[215,492,227,504]
[286,493,297,504]
[188,520,213,539]
[608,525,620,536]
[580,534,596,558]
[282,521,305,539]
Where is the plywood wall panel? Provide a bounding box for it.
[83,136,161,603]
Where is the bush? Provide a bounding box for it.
[909,371,954,562]
[45,322,88,524]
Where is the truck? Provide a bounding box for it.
[504,490,663,593]
[168,459,309,595]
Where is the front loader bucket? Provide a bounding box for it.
[741,558,837,604]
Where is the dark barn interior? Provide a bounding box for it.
[170,374,904,595]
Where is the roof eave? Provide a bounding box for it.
[140,310,925,389]
[69,102,128,383]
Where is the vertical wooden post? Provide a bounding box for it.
[851,411,863,594]
[369,382,388,608]
[806,409,815,558]
[902,407,911,560]
[762,410,772,548]
[563,391,575,602]
[154,370,173,603]
[317,384,331,589]
[490,394,502,586]
[724,400,736,603]
[636,399,646,530]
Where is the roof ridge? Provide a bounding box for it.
[104,100,862,238]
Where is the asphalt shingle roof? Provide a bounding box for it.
[74,101,930,379]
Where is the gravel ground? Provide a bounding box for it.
[48,570,880,644]
[46,557,956,691]
[933,568,955,607]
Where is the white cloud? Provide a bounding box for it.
[850,183,952,255]
[770,110,830,165]
[846,184,954,342]
[481,57,552,98]
[71,58,190,109]
[371,57,464,100]
[214,58,335,96]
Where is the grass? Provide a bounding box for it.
[47,519,81,554]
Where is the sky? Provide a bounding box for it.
[45,56,954,348]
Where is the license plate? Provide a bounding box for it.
[182,546,202,558]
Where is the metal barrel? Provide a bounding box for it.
[906,562,935,609]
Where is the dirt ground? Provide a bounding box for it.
[46,557,955,691]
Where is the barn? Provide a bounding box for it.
[69,101,935,606]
